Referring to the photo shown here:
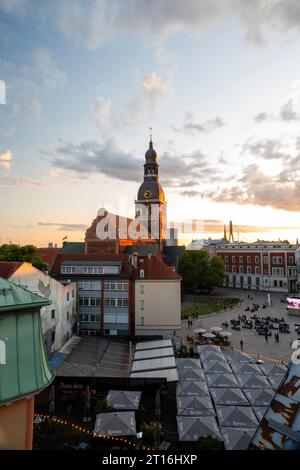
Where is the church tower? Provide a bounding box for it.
[135,136,167,246]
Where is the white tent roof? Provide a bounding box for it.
[106,390,142,410]
[177,380,210,397]
[177,396,215,417]
[231,363,263,376]
[134,347,174,361]
[94,411,136,436]
[210,388,249,406]
[259,362,287,377]
[206,373,240,389]
[131,356,176,373]
[243,388,275,406]
[221,427,256,450]
[177,416,222,442]
[203,360,232,374]
[178,368,206,382]
[130,369,178,382]
[135,340,172,351]
[224,352,254,364]
[237,374,271,389]
[176,358,201,369]
[216,406,258,428]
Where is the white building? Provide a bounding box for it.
[0,261,76,354]
[134,256,182,336]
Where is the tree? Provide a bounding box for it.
[0,244,48,271]
[179,250,225,293]
[196,435,224,450]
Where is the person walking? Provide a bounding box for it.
[240,339,244,351]
[265,334,268,343]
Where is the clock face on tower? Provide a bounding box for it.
[144,189,152,199]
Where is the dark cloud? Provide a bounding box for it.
[172,113,225,135]
[242,139,290,160]
[48,139,220,188]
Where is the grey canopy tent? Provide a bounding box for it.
[266,374,285,390]
[177,416,223,442]
[252,406,267,422]
[210,388,249,407]
[178,368,206,382]
[106,390,142,411]
[231,363,263,376]
[203,360,232,374]
[177,396,215,417]
[206,373,240,389]
[221,427,256,450]
[224,351,254,364]
[176,358,201,369]
[243,388,274,406]
[94,411,136,436]
[216,406,258,428]
[177,380,210,397]
[200,352,228,364]
[237,374,270,389]
[259,362,287,377]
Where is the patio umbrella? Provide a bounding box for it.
[176,358,202,369]
[210,327,223,332]
[194,328,206,334]
[106,390,142,410]
[206,373,240,389]
[243,388,274,407]
[177,380,210,397]
[202,333,216,338]
[210,388,249,406]
[219,331,232,337]
[177,416,223,442]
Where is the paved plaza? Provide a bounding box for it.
[180,288,300,362]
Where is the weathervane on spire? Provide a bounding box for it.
[149,126,152,143]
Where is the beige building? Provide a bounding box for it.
[134,257,182,336]
[0,261,77,354]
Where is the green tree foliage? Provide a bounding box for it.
[179,250,225,293]
[0,244,48,271]
[196,435,224,450]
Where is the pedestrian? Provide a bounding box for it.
[265,334,268,342]
[240,339,243,351]
[191,320,193,327]
[277,332,280,342]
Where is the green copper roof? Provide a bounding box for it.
[0,277,51,312]
[0,278,54,404]
[60,242,85,254]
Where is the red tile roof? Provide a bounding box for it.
[37,248,60,268]
[133,257,182,281]
[0,261,23,279]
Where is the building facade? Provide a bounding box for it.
[0,261,77,354]
[50,254,133,336]
[216,243,298,293]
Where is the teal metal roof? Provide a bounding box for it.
[0,278,54,404]
[0,277,51,312]
[60,242,85,254]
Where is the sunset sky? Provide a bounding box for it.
[1,0,300,246]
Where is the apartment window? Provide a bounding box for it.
[104,281,129,291]
[255,267,260,274]
[78,280,101,291]
[51,331,55,344]
[72,289,75,298]
[90,315,96,322]
[140,285,144,294]
[232,265,236,273]
[224,256,228,264]
[273,256,282,265]
[239,256,243,263]
[263,256,268,264]
[288,256,294,266]
[140,299,144,310]
[61,266,75,274]
[279,281,283,287]
[232,275,236,284]
[51,309,55,319]
[72,306,74,316]
[67,292,69,302]
[232,256,236,264]
[255,256,259,264]
[225,265,229,273]
[248,277,251,285]
[247,256,251,263]
[240,276,244,285]
[247,266,251,274]
[256,277,260,286]
[272,267,284,276]
[274,280,278,287]
[239,266,243,274]
[67,311,69,320]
